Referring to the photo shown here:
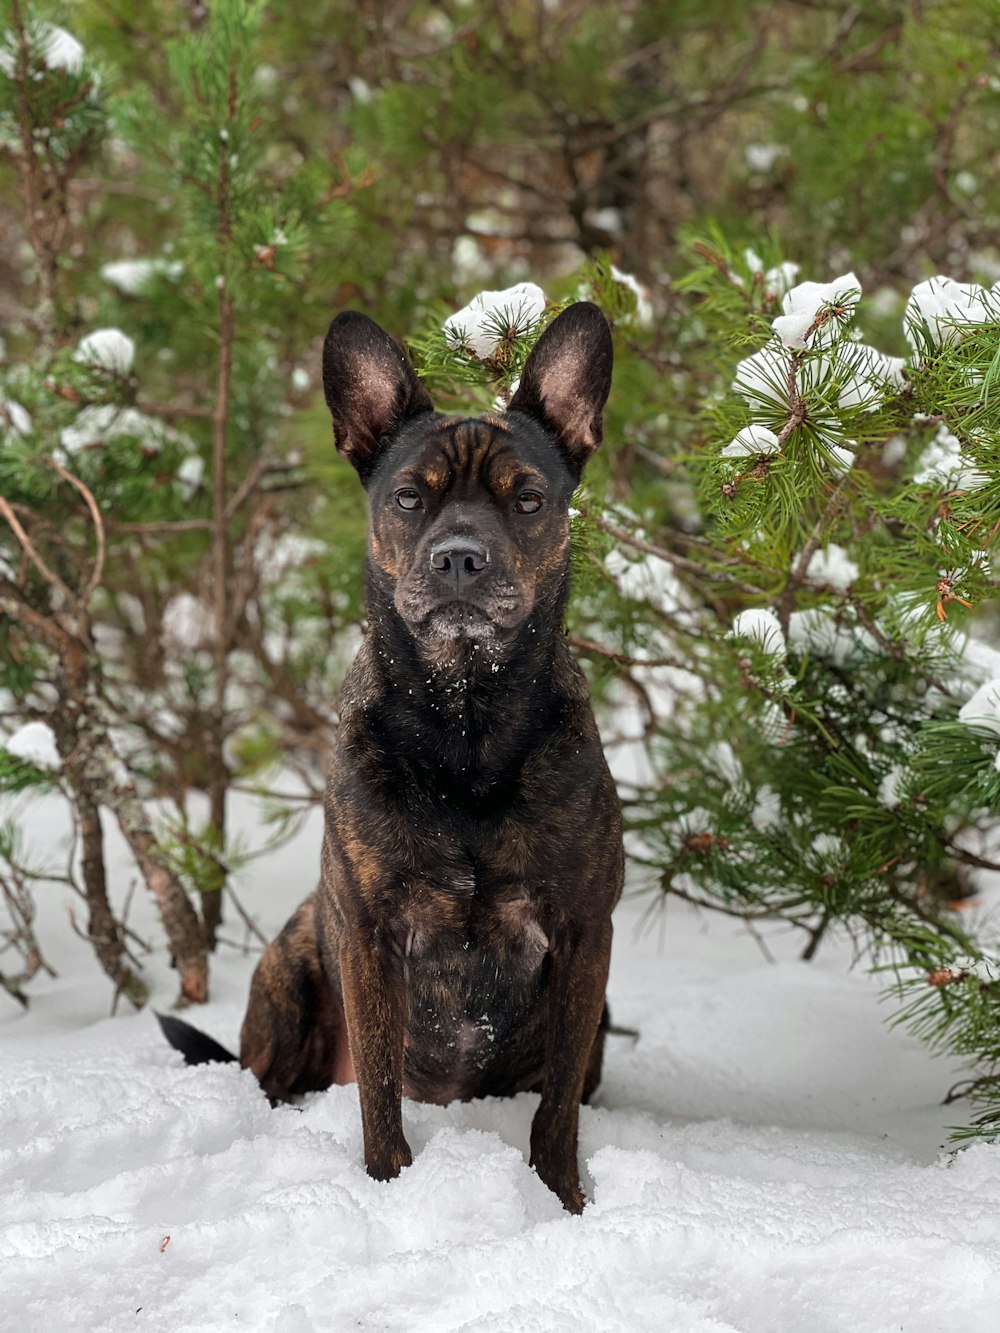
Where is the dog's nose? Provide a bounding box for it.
[429,537,489,583]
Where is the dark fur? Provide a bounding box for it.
[164,303,623,1212]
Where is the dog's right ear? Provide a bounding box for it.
[322,312,434,481]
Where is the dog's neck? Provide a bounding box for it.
[355,569,573,796]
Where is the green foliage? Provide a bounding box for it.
[3,0,1000,1130]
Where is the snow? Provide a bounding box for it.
[1,24,84,78]
[2,789,999,1330]
[958,677,1000,737]
[720,424,779,458]
[730,608,786,658]
[40,25,84,74]
[805,543,859,591]
[3,721,60,769]
[75,327,135,376]
[744,142,787,173]
[610,266,653,326]
[100,259,183,295]
[771,273,861,350]
[913,424,987,490]
[905,276,1000,351]
[60,405,174,455]
[0,387,32,437]
[176,454,205,499]
[444,283,546,359]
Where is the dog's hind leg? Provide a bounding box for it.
[240,895,354,1102]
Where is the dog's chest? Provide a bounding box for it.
[398,885,549,1099]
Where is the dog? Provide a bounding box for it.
[161,301,623,1212]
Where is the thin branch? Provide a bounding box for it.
[46,457,106,603]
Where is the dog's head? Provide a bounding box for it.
[322,303,612,659]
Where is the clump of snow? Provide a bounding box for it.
[720,424,780,457]
[788,607,875,666]
[75,328,135,376]
[176,455,204,500]
[836,343,906,411]
[905,275,1000,351]
[913,424,987,490]
[958,678,1000,737]
[1,24,84,78]
[40,24,84,74]
[772,272,861,349]
[610,266,653,326]
[734,341,791,409]
[161,592,215,652]
[444,283,546,359]
[60,405,174,455]
[743,250,801,299]
[731,608,786,658]
[4,720,60,769]
[744,141,787,172]
[0,388,32,437]
[100,259,183,295]
[805,543,859,590]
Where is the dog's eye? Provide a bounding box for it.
[514,492,543,515]
[395,489,423,511]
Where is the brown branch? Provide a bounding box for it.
[46,457,106,603]
[0,496,77,607]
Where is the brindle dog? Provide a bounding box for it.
[161,302,623,1212]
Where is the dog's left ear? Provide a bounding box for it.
[322,312,434,481]
[507,302,613,473]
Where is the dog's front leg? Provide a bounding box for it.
[530,917,612,1213]
[339,930,412,1181]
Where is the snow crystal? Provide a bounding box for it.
[905,275,1000,351]
[100,259,183,294]
[720,424,780,458]
[913,424,987,489]
[772,272,861,349]
[731,608,786,657]
[4,720,60,768]
[444,283,546,359]
[805,543,859,590]
[75,327,135,376]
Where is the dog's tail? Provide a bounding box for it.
[156,1012,238,1066]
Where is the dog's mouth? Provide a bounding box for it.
[422,601,504,641]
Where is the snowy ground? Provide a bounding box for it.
[2,790,1000,1332]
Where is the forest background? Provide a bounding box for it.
[3,0,1000,1139]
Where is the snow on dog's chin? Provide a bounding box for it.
[425,603,501,643]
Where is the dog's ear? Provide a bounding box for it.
[322,312,434,480]
[507,302,613,473]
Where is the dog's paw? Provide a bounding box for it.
[365,1139,413,1182]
